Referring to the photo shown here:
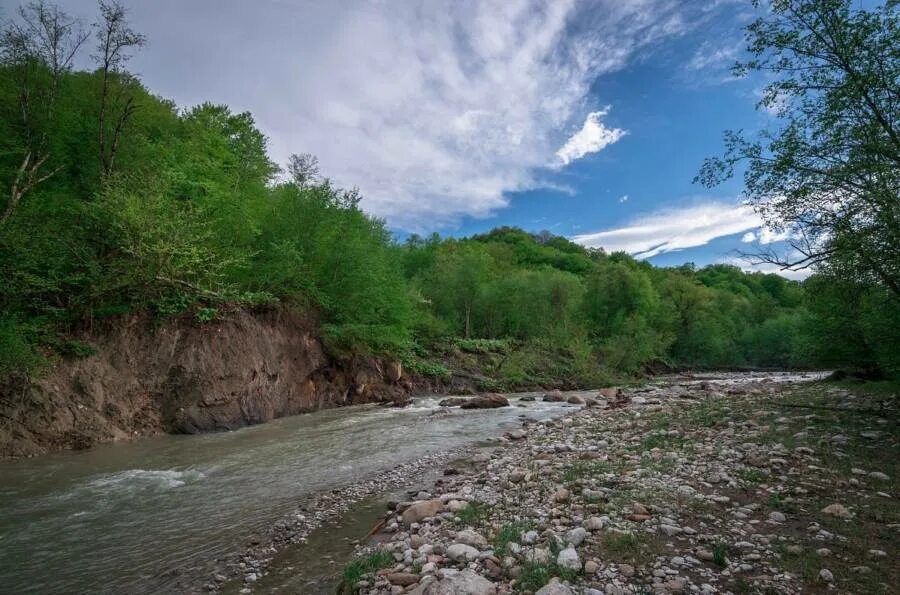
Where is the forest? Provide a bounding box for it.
[1,0,898,387]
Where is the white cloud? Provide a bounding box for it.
[741,227,792,244]
[61,0,721,230]
[555,108,627,166]
[686,41,739,72]
[619,194,629,203]
[571,200,762,258]
[722,257,812,281]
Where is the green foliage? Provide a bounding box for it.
[0,317,44,381]
[0,0,893,384]
[340,550,393,590]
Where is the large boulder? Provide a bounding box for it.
[439,397,469,407]
[543,390,565,402]
[460,393,509,409]
[401,499,444,525]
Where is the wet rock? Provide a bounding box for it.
[566,395,585,405]
[461,394,510,409]
[506,429,527,440]
[543,390,565,402]
[438,397,468,407]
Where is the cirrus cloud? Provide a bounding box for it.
[571,200,763,258]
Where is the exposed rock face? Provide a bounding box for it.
[0,308,411,457]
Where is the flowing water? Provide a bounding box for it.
[0,392,584,594]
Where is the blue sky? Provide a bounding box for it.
[53,0,801,276]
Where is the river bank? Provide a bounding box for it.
[239,374,897,595]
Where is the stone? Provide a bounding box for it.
[553,487,570,502]
[422,569,496,595]
[543,390,565,402]
[461,394,510,409]
[386,360,403,382]
[455,529,488,549]
[438,397,468,407]
[402,499,444,525]
[522,530,539,545]
[632,502,650,515]
[869,471,890,481]
[619,563,635,577]
[447,499,468,513]
[769,511,786,523]
[506,429,527,440]
[819,568,834,583]
[519,395,536,402]
[524,547,551,564]
[446,543,480,562]
[821,503,852,518]
[567,395,585,405]
[556,547,582,571]
[509,469,527,483]
[584,516,606,531]
[387,572,420,586]
[659,524,682,536]
[535,579,575,595]
[565,527,588,546]
[584,560,600,575]
[598,387,619,399]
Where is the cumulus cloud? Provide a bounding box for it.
[555,108,626,166]
[62,0,725,230]
[571,201,762,258]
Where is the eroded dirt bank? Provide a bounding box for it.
[0,308,420,457]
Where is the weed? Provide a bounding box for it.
[340,550,393,591]
[712,542,728,567]
[455,502,490,527]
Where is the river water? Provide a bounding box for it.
[0,392,586,594]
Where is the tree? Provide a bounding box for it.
[94,0,145,175]
[697,0,900,296]
[287,152,320,189]
[0,0,87,225]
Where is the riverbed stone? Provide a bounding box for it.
[421,569,496,595]
[446,543,480,562]
[402,499,444,525]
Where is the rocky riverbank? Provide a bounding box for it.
[321,376,897,595]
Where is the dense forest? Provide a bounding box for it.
[1,0,897,388]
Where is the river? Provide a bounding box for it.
[0,392,585,594]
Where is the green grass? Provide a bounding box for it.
[454,502,491,527]
[517,562,554,592]
[340,550,394,590]
[712,542,728,567]
[492,521,533,557]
